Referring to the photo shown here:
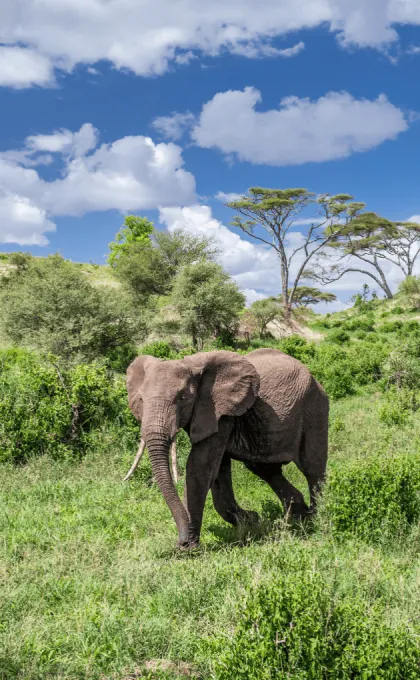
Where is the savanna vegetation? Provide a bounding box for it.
[1,191,420,678]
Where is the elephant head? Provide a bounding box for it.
[126,351,260,545]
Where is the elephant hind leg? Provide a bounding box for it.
[297,379,329,514]
[211,456,259,526]
[298,428,328,514]
[246,462,309,520]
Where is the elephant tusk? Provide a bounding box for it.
[170,439,179,484]
[123,438,146,481]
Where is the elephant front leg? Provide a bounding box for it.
[182,424,232,548]
[211,456,259,526]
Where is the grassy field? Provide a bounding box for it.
[2,388,420,679]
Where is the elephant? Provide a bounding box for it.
[125,348,328,549]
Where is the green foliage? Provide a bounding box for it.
[379,320,403,333]
[243,297,284,338]
[112,242,170,297]
[278,335,316,362]
[107,215,154,267]
[398,275,420,308]
[0,349,137,464]
[393,306,404,314]
[379,388,418,426]
[322,451,420,541]
[382,343,420,390]
[153,227,219,279]
[139,341,177,360]
[308,345,355,399]
[0,254,142,365]
[217,551,420,680]
[342,315,375,332]
[170,261,245,348]
[326,329,350,344]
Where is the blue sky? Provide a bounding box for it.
[1,1,420,308]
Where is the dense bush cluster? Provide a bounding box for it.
[321,451,420,541]
[216,550,420,679]
[0,348,137,464]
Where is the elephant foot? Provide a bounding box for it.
[286,502,310,522]
[177,536,200,551]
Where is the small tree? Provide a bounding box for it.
[245,298,284,338]
[107,215,154,267]
[109,219,220,299]
[170,261,245,348]
[153,228,220,279]
[112,242,170,297]
[227,188,365,319]
[398,275,420,309]
[0,254,143,365]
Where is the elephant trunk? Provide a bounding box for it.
[146,434,190,545]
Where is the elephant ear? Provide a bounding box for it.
[126,355,162,422]
[183,351,260,443]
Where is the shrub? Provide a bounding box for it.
[382,345,420,390]
[308,345,355,399]
[342,315,375,332]
[355,330,367,340]
[379,320,403,333]
[379,388,418,426]
[346,342,387,385]
[278,335,316,362]
[0,254,143,364]
[398,275,420,308]
[139,341,177,359]
[0,349,137,464]
[321,451,420,542]
[393,305,404,314]
[326,329,350,344]
[216,552,420,680]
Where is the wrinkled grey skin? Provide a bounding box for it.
[126,349,328,548]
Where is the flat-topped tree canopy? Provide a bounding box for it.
[226,187,365,317]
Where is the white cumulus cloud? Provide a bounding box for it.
[0,46,54,88]
[0,124,196,244]
[1,1,420,87]
[192,88,408,166]
[152,112,196,141]
[0,193,56,245]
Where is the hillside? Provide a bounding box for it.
[1,253,420,678]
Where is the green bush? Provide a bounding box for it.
[139,341,176,359]
[382,345,420,390]
[393,306,404,315]
[308,345,355,399]
[216,553,420,680]
[379,320,403,333]
[0,349,137,464]
[355,330,367,340]
[379,388,418,426]
[321,451,420,541]
[0,254,143,365]
[343,315,375,332]
[326,329,350,344]
[346,342,387,386]
[278,335,316,362]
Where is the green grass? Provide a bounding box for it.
[1,392,420,679]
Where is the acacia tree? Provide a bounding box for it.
[306,214,420,299]
[227,188,365,319]
[379,221,420,277]
[287,286,337,308]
